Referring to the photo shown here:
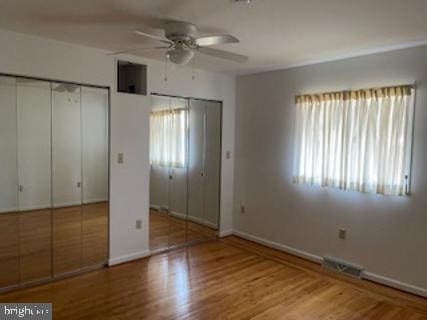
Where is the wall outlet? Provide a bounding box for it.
[240,205,246,214]
[136,220,142,229]
[118,153,124,164]
[226,151,231,159]
[339,228,346,239]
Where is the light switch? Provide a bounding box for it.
[118,153,124,164]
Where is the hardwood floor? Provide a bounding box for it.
[149,209,217,251]
[0,236,426,319]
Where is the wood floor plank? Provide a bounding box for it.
[0,237,425,319]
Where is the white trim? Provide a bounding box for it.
[363,272,427,298]
[0,207,18,214]
[150,204,161,211]
[17,204,52,211]
[108,250,150,266]
[83,198,108,204]
[53,201,82,208]
[232,229,427,298]
[219,229,233,237]
[150,203,218,229]
[233,230,322,264]
[239,40,427,76]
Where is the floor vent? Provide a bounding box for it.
[322,256,364,279]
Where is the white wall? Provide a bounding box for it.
[0,29,236,263]
[234,45,427,296]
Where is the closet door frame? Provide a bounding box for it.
[0,72,110,292]
[150,92,223,247]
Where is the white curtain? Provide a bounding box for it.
[293,86,414,196]
[150,108,187,168]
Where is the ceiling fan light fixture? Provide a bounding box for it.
[166,46,194,65]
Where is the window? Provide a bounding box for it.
[293,85,414,196]
[150,108,187,168]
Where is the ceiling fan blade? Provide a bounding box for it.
[134,30,174,45]
[108,46,170,56]
[195,34,239,47]
[198,47,248,63]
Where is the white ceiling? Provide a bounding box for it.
[1,0,427,74]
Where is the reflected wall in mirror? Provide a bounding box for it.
[149,95,221,252]
[0,75,109,290]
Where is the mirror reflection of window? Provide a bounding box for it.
[149,108,187,168]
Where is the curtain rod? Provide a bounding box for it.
[295,83,415,103]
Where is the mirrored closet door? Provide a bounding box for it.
[149,96,189,251]
[0,75,109,291]
[149,95,221,252]
[187,99,221,244]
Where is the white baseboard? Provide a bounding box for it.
[185,213,218,229]
[232,229,427,298]
[150,204,161,211]
[219,229,233,237]
[83,198,108,204]
[233,230,322,264]
[108,250,150,266]
[151,204,218,229]
[363,271,427,297]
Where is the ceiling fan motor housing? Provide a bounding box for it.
[164,21,197,42]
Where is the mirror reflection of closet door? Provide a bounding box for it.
[17,79,52,284]
[167,98,188,248]
[187,99,208,243]
[0,76,19,288]
[188,99,221,243]
[81,86,109,267]
[52,83,82,276]
[202,101,221,234]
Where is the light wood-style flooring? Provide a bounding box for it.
[0,236,426,319]
[149,209,217,251]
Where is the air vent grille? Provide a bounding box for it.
[322,256,364,279]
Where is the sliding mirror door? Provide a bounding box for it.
[187,99,221,243]
[166,98,188,248]
[149,95,221,251]
[52,83,82,276]
[149,96,189,251]
[17,79,52,284]
[81,87,109,267]
[150,95,172,251]
[52,83,109,275]
[0,75,109,291]
[0,76,19,288]
[202,100,221,235]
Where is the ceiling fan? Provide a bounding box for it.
[111,21,248,65]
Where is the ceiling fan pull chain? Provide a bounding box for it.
[192,53,196,80]
[164,53,168,82]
